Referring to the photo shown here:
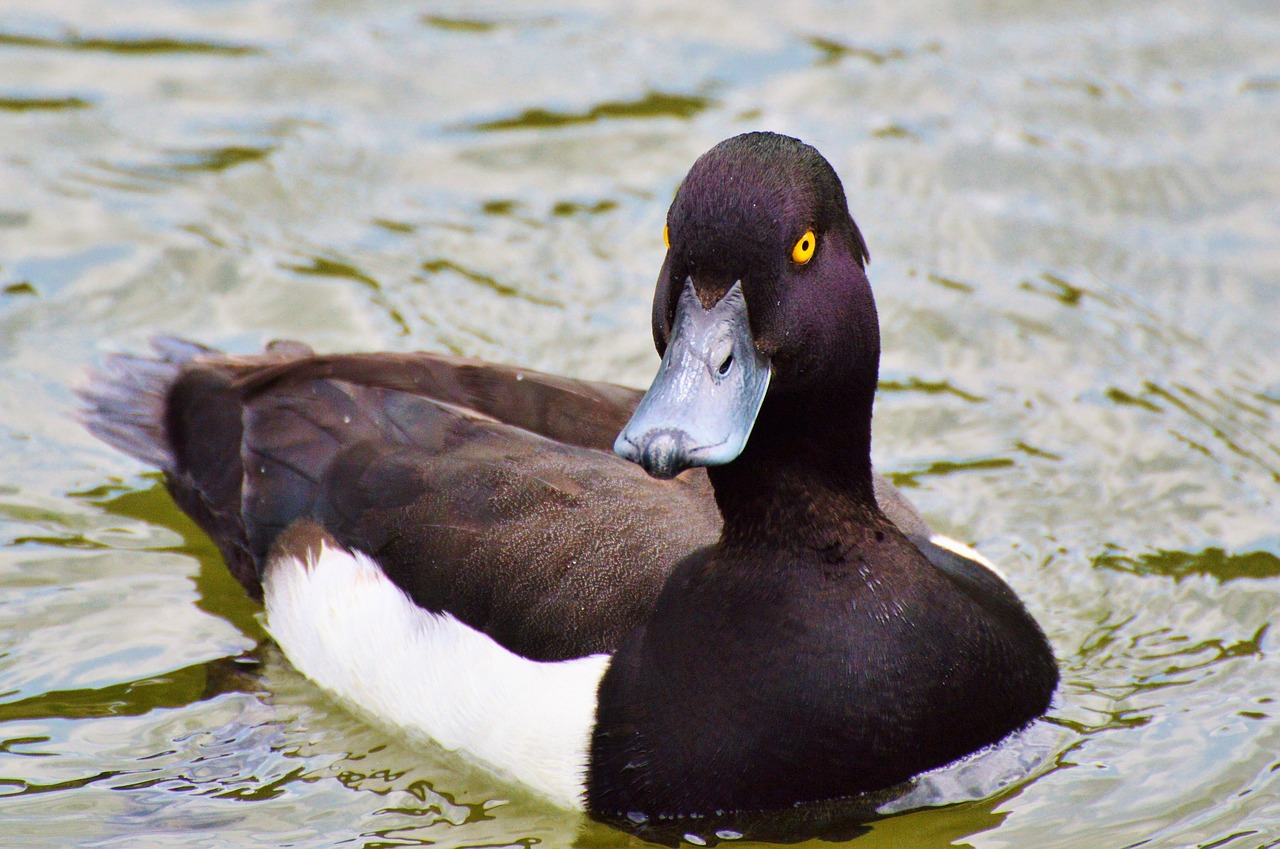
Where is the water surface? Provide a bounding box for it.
[1,0,1278,846]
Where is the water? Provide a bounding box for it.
[1,0,1278,846]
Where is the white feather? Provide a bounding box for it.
[928,533,1009,582]
[262,543,608,810]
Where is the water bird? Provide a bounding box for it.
[79,131,1058,822]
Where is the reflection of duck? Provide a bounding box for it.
[80,132,1057,819]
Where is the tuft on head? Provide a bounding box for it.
[671,133,867,268]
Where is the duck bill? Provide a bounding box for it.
[615,279,771,480]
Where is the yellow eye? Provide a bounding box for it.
[663,225,670,248]
[791,230,816,264]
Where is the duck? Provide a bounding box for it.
[79,131,1058,823]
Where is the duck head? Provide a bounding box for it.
[615,132,877,485]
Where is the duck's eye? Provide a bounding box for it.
[663,225,670,249]
[791,230,816,265]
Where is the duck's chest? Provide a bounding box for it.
[585,554,988,816]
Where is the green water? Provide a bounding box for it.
[1,0,1278,846]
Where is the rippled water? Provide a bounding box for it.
[2,0,1278,846]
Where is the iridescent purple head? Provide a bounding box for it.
[617,132,880,480]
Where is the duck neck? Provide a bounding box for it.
[707,384,879,551]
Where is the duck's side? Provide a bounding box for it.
[84,339,723,655]
[263,524,611,808]
[81,340,724,806]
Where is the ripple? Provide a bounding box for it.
[463,91,713,132]
[925,273,975,294]
[1142,380,1280,483]
[0,29,261,56]
[887,455,1016,489]
[419,258,561,308]
[1239,77,1280,94]
[0,659,232,724]
[0,95,92,112]
[165,145,276,175]
[550,199,618,217]
[878,376,986,402]
[284,256,382,292]
[805,36,934,67]
[1094,546,1280,583]
[420,16,500,34]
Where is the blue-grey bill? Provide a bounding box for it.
[614,279,771,479]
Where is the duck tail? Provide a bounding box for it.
[78,336,288,599]
[76,336,215,470]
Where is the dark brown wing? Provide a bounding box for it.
[81,338,720,660]
[234,349,647,455]
[239,365,720,660]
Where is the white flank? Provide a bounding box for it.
[928,533,1010,582]
[262,543,609,810]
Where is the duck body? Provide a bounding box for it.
[80,132,1057,822]
[591,513,1056,816]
